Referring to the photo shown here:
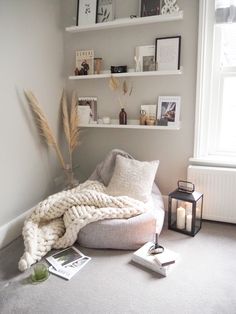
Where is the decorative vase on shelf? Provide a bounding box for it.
[119,108,127,125]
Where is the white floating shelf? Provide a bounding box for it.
[69,68,183,80]
[79,120,180,130]
[66,11,183,33]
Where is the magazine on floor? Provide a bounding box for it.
[46,246,91,280]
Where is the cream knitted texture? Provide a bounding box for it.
[18,180,146,271]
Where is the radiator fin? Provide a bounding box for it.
[188,166,236,223]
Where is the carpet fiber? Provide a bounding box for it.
[0,221,236,314]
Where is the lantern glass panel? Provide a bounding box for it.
[195,197,202,231]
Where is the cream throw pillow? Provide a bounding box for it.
[106,155,159,202]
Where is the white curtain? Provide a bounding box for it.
[215,0,236,23]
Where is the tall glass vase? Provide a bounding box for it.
[64,165,79,190]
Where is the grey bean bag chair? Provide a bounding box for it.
[77,149,165,250]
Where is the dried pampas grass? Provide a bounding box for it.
[108,76,133,108]
[25,90,66,170]
[25,89,80,187]
[60,90,79,166]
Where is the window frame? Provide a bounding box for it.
[191,0,236,167]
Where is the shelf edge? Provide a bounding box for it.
[68,68,183,80]
[66,11,184,33]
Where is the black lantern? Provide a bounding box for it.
[168,181,203,236]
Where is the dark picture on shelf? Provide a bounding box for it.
[158,96,181,126]
[140,0,161,17]
[96,0,114,23]
[160,102,176,122]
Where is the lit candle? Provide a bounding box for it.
[186,214,192,232]
[177,207,185,229]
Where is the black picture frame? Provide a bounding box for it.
[76,0,98,26]
[76,0,79,26]
[155,36,181,71]
[140,0,161,17]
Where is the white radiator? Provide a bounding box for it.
[187,165,236,223]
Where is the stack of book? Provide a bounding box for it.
[46,246,91,280]
[132,242,179,277]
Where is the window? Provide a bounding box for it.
[193,0,236,165]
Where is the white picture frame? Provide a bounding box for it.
[77,0,98,26]
[155,36,181,71]
[157,96,181,126]
[135,45,156,72]
[96,0,115,23]
[78,97,98,122]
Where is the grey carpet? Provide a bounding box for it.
[0,221,236,314]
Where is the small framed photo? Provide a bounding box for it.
[140,0,161,17]
[155,36,181,71]
[96,0,115,23]
[76,49,94,75]
[157,96,181,126]
[78,97,98,123]
[76,0,98,26]
[135,45,156,72]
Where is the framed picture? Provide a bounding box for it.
[140,0,161,17]
[76,49,94,75]
[96,0,115,23]
[155,36,181,71]
[76,0,98,26]
[157,96,181,126]
[78,97,98,123]
[135,45,156,72]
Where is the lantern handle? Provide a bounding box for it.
[177,180,195,193]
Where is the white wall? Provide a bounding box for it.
[0,0,199,247]
[0,0,64,232]
[64,0,199,195]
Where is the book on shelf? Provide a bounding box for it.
[132,242,179,277]
[76,49,94,75]
[46,246,91,280]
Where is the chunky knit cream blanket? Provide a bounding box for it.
[18,180,146,271]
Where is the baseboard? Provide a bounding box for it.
[0,207,33,250]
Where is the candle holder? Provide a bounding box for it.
[168,180,203,236]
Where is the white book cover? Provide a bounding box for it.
[154,248,179,267]
[132,242,179,277]
[49,256,91,280]
[76,50,94,75]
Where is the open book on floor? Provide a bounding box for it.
[46,246,91,280]
[132,242,179,277]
